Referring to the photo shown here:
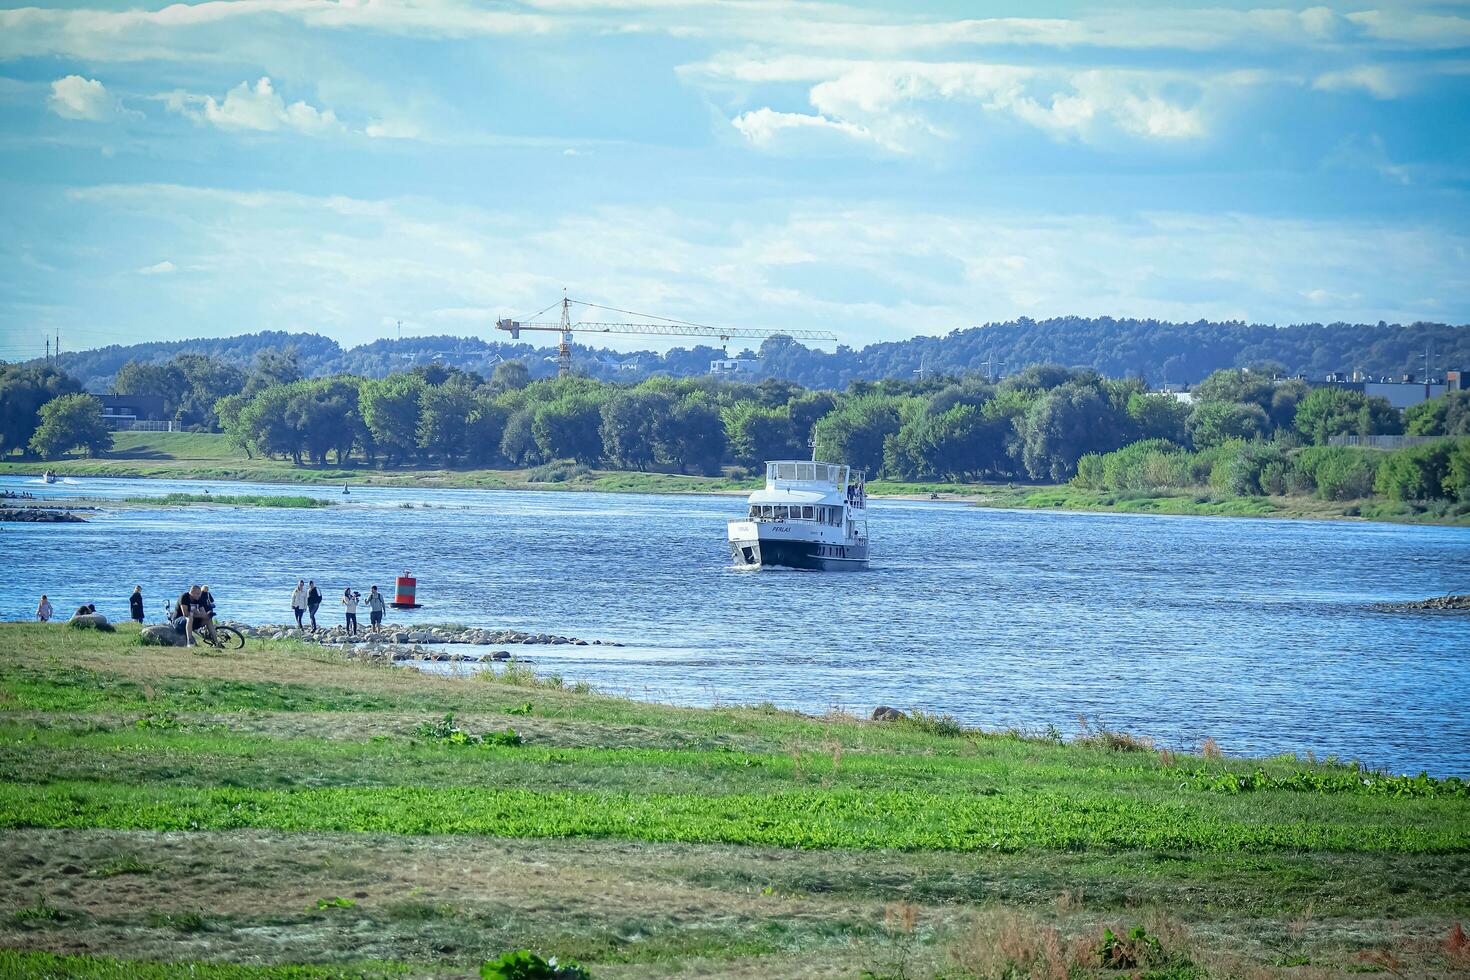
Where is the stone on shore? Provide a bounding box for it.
[870,706,905,722]
[140,624,187,646]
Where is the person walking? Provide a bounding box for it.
[129,586,144,624]
[291,580,307,627]
[36,595,52,622]
[366,585,386,633]
[342,588,359,636]
[307,580,323,630]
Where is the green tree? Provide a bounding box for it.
[787,391,836,445]
[1187,401,1270,449]
[237,385,300,461]
[465,395,510,467]
[214,393,253,457]
[173,354,246,429]
[1404,390,1470,437]
[1126,393,1190,444]
[28,393,112,459]
[722,402,800,470]
[1374,442,1454,502]
[0,364,81,457]
[112,359,188,414]
[657,397,726,475]
[1016,385,1128,481]
[812,394,906,474]
[417,381,476,465]
[360,374,426,465]
[533,397,603,465]
[286,377,364,465]
[490,360,531,393]
[884,404,1006,480]
[600,390,674,470]
[1192,368,1275,412]
[243,348,303,398]
[1444,439,1470,502]
[500,407,541,466]
[1293,388,1402,445]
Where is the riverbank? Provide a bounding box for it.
[4,431,1469,526]
[1,622,1466,978]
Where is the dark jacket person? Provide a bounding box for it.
[129,586,144,623]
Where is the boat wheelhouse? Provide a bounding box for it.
[728,460,869,571]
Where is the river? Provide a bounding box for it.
[2,474,1466,775]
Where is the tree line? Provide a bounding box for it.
[37,316,1470,394]
[8,348,1470,516]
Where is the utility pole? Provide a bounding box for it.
[45,336,49,362]
[397,320,402,343]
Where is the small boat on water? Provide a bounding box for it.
[728,459,869,570]
[41,470,57,484]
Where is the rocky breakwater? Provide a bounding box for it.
[0,507,87,523]
[236,623,619,664]
[1371,594,1470,613]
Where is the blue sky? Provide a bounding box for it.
[1,0,1467,359]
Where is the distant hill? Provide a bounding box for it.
[32,317,1470,391]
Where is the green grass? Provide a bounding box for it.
[1,623,1467,978]
[124,493,335,508]
[0,951,411,979]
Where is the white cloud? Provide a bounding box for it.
[731,107,885,151]
[1313,65,1403,99]
[167,77,343,135]
[137,260,176,275]
[365,118,424,140]
[60,183,1470,345]
[47,75,124,121]
[725,61,1218,152]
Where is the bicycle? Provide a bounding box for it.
[158,602,245,650]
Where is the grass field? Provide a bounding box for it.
[0,623,1466,978]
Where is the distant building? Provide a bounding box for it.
[709,357,760,378]
[1314,370,1465,410]
[98,393,173,432]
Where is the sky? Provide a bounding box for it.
[0,0,1468,361]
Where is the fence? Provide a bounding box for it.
[102,418,176,432]
[1327,434,1446,449]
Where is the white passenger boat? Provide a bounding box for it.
[728,459,869,570]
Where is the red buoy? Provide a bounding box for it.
[391,572,421,609]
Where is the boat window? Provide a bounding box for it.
[748,505,759,519]
[775,462,797,481]
[796,462,814,481]
[801,505,814,520]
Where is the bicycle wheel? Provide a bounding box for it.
[212,625,245,651]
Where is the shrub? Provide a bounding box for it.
[1293,445,1378,500]
[414,714,522,748]
[1375,442,1454,502]
[481,950,591,980]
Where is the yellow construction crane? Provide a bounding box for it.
[496,294,838,377]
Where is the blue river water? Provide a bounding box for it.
[2,473,1467,775]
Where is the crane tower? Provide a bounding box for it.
[496,294,838,377]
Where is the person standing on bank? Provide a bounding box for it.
[366,585,386,633]
[307,580,322,630]
[342,588,359,636]
[129,586,144,624]
[36,595,52,622]
[291,580,307,627]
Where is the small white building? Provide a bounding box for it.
[709,357,760,378]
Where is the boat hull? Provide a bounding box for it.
[729,536,868,571]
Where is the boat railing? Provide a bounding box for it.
[767,460,848,488]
